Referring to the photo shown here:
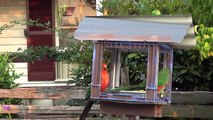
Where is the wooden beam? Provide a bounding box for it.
[146,44,159,101]
[163,105,213,118]
[0,88,213,118]
[0,105,99,114]
[1,87,213,104]
[1,104,213,119]
[171,91,213,104]
[0,86,87,99]
[91,42,104,98]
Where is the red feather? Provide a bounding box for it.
[100,63,110,92]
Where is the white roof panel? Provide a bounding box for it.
[74,16,195,49]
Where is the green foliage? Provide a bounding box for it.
[100,0,213,59]
[0,53,22,118]
[9,41,94,87]
[68,42,94,86]
[9,42,79,63]
[1,1,212,92]
[0,19,51,34]
[0,18,94,87]
[100,0,142,15]
[191,0,213,26]
[173,50,213,91]
[57,3,68,26]
[100,0,192,15]
[67,98,84,106]
[99,0,213,91]
[0,53,21,90]
[195,24,213,59]
[121,52,147,85]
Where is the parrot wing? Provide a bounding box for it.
[157,68,169,87]
[107,68,169,92]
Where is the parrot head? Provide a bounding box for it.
[102,63,107,70]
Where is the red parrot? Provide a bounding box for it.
[80,63,110,120]
[100,63,110,92]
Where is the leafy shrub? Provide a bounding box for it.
[0,53,21,90]
[0,53,22,118]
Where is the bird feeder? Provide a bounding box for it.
[74,16,195,117]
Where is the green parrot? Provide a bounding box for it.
[107,68,170,92]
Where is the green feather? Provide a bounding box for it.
[158,68,169,86]
[107,68,169,92]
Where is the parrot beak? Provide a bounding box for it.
[102,63,107,70]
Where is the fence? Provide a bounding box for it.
[0,86,212,119]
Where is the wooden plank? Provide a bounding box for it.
[163,104,213,118]
[172,91,213,104]
[1,87,212,104]
[0,105,99,114]
[0,86,213,118]
[1,104,212,119]
[0,0,26,6]
[0,86,87,99]
[0,6,26,14]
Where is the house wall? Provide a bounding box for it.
[0,0,27,52]
[56,0,96,81]
[58,0,95,26]
[0,0,96,86]
[0,0,28,83]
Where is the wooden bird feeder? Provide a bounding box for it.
[74,16,195,117]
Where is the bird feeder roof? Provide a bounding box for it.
[74,16,195,49]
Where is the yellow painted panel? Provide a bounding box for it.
[14,75,28,84]
[0,13,26,22]
[13,62,28,83]
[13,62,28,68]
[57,62,78,79]
[0,37,26,45]
[0,45,26,52]
[0,22,26,29]
[0,6,26,14]
[82,7,96,16]
[59,0,80,7]
[0,29,25,37]
[13,67,28,76]
[60,1,96,26]
[0,0,26,6]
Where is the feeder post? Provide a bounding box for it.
[146,44,160,101]
[110,48,121,88]
[91,42,104,99]
[163,48,173,102]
